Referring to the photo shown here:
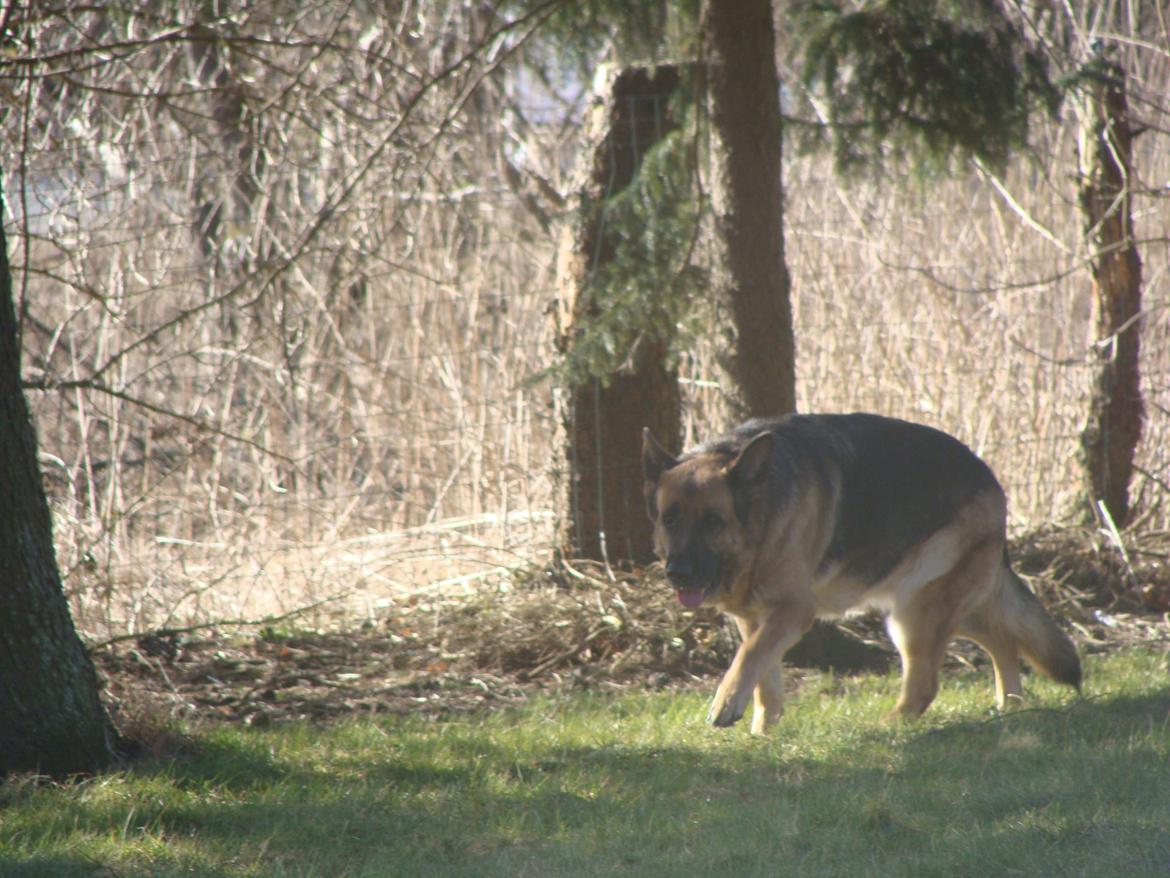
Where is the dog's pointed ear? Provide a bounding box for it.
[642,428,679,487]
[727,431,772,486]
[642,428,678,522]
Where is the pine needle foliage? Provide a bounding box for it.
[794,0,1061,173]
[557,101,708,386]
[504,1,705,388]
[505,0,701,70]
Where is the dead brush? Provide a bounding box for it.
[395,560,740,684]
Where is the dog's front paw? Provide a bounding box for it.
[750,705,783,736]
[706,689,747,728]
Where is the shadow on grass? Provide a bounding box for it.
[4,684,1170,877]
[0,860,148,878]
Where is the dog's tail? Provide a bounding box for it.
[997,559,1082,691]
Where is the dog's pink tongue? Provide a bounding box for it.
[677,588,705,608]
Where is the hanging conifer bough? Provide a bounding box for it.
[555,93,705,390]
[795,0,1061,172]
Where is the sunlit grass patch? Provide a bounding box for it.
[2,648,1168,877]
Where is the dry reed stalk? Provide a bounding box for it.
[7,4,1169,640]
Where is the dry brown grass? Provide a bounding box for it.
[8,4,1170,643]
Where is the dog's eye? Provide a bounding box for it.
[702,511,724,531]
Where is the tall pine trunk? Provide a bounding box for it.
[702,0,884,672]
[703,0,796,418]
[0,177,115,777]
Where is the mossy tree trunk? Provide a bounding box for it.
[557,65,687,566]
[0,177,116,777]
[703,0,796,418]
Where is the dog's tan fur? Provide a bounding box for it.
[643,415,1081,734]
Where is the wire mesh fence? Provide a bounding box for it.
[4,3,1169,641]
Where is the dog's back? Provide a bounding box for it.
[694,413,1002,581]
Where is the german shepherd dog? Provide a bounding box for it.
[642,413,1081,734]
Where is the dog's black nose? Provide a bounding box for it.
[665,557,693,586]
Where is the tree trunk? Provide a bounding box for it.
[703,0,884,672]
[556,66,685,566]
[0,178,115,777]
[1078,59,1143,527]
[703,0,796,418]
[564,346,681,566]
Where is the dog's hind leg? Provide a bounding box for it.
[886,609,950,717]
[956,559,1081,708]
[955,606,1022,710]
[887,538,1004,717]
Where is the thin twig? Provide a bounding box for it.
[23,377,296,465]
[88,590,353,651]
[972,156,1071,253]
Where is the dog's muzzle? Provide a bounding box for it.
[666,557,711,608]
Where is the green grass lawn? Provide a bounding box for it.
[3,649,1169,877]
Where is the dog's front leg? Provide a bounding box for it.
[708,604,812,728]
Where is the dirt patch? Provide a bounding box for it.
[96,528,1170,737]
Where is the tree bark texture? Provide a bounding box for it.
[557,66,685,566]
[704,0,796,418]
[0,184,115,777]
[1078,61,1143,527]
[702,1,887,672]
